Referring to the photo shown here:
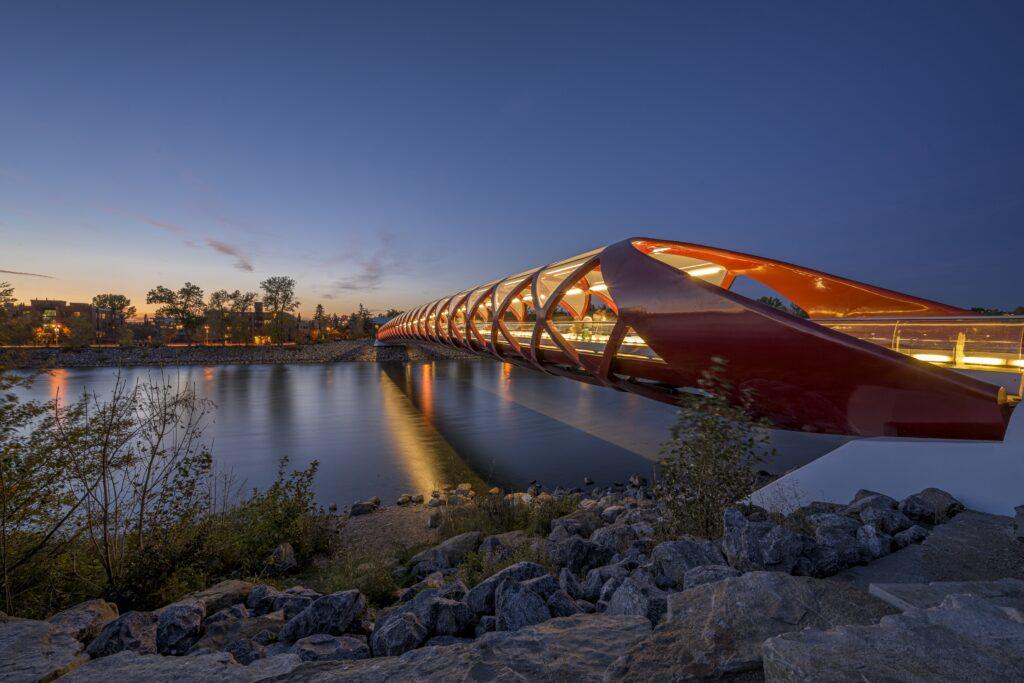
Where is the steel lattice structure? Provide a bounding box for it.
[377,238,1019,441]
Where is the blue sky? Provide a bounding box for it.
[2,1,1022,315]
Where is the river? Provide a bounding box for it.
[18,361,849,507]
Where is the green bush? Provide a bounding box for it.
[656,358,775,539]
[457,545,555,588]
[306,549,401,608]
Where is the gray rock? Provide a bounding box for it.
[899,487,965,524]
[682,563,740,589]
[606,575,667,625]
[246,584,282,615]
[370,612,428,656]
[226,637,265,664]
[61,650,249,682]
[589,524,639,553]
[157,600,206,655]
[601,505,625,523]
[546,536,615,574]
[650,537,726,589]
[763,593,1024,681]
[349,500,378,516]
[860,506,913,535]
[0,618,88,681]
[721,508,809,573]
[263,542,297,575]
[608,571,896,680]
[184,579,254,615]
[546,589,581,618]
[465,561,547,614]
[808,512,864,566]
[549,509,603,539]
[86,611,158,658]
[475,615,496,637]
[205,603,248,626]
[193,610,286,652]
[429,598,473,636]
[279,590,366,643]
[857,523,893,560]
[425,635,472,647]
[290,633,370,661]
[272,593,313,619]
[521,574,559,600]
[48,598,119,644]
[598,576,623,603]
[1015,504,1024,541]
[270,614,650,681]
[575,599,596,613]
[245,653,304,678]
[794,543,844,578]
[495,579,551,631]
[893,524,929,549]
[792,501,844,517]
[408,531,483,577]
[582,564,628,602]
[558,567,583,600]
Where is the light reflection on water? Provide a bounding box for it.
[15,361,848,506]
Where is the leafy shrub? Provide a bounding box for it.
[457,545,555,588]
[307,549,401,608]
[656,358,775,539]
[436,492,579,539]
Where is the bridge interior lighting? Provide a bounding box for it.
[684,265,725,278]
[1011,359,1024,368]
[912,353,953,363]
[652,247,672,253]
[963,356,1006,366]
[589,283,608,292]
[566,287,584,295]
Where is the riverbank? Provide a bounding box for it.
[0,340,485,369]
[8,482,1022,680]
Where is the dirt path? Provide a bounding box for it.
[337,505,440,556]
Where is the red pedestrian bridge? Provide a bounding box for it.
[377,238,1020,441]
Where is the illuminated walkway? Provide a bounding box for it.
[378,238,1020,441]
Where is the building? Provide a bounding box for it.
[4,299,122,342]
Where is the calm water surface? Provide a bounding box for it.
[20,362,848,506]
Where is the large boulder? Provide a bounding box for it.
[183,579,254,615]
[650,538,726,589]
[290,633,370,661]
[607,571,896,680]
[721,508,809,573]
[156,600,206,655]
[860,506,913,535]
[246,584,283,615]
[581,564,628,602]
[268,614,651,681]
[370,612,428,656]
[48,598,119,644]
[857,524,893,560]
[204,603,248,627]
[428,598,473,636]
[546,536,615,574]
[899,488,965,524]
[465,562,547,614]
[558,567,583,600]
[374,582,467,638]
[478,531,531,563]
[807,513,864,566]
[86,611,158,658]
[844,490,898,516]
[61,650,252,682]
[589,524,640,553]
[605,575,667,625]
[0,618,88,681]
[763,593,1024,681]
[682,564,740,589]
[279,590,365,643]
[408,532,483,577]
[263,542,297,575]
[193,609,287,651]
[495,579,551,631]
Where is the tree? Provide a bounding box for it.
[62,314,94,349]
[206,290,233,344]
[146,283,205,343]
[228,291,258,344]
[91,294,136,322]
[260,276,300,343]
[348,304,372,339]
[0,282,19,345]
[384,308,403,318]
[656,358,774,539]
[757,296,808,319]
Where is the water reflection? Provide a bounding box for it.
[15,361,848,505]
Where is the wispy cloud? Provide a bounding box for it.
[330,233,398,292]
[0,268,54,279]
[206,238,255,272]
[143,217,188,236]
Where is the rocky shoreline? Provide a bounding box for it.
[0,340,484,369]
[6,480,1022,681]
